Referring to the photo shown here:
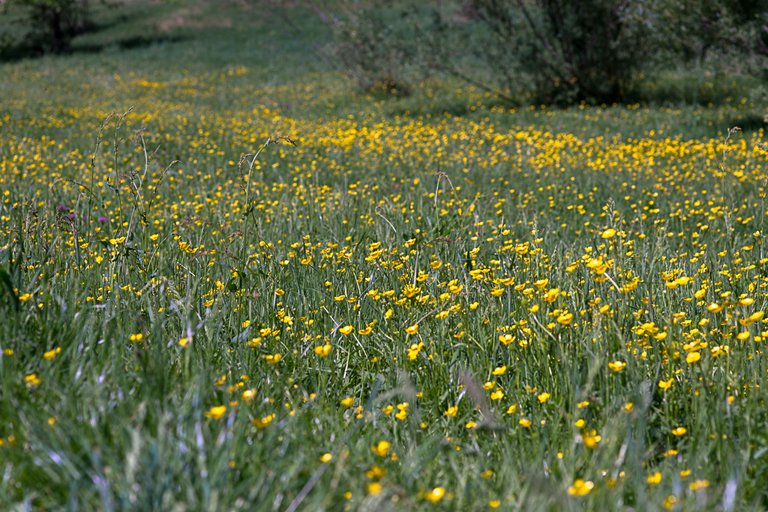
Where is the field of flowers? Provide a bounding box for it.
[1,3,768,510]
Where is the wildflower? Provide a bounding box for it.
[538,392,551,404]
[320,453,333,463]
[205,405,227,420]
[567,479,594,496]
[24,373,41,387]
[492,365,507,375]
[129,333,143,342]
[556,311,573,326]
[372,440,391,457]
[647,472,662,485]
[707,302,724,313]
[581,429,601,449]
[405,324,419,335]
[407,342,424,361]
[395,402,408,421]
[689,479,709,491]
[671,426,687,436]
[339,325,354,335]
[658,378,673,390]
[608,360,626,372]
[252,413,275,428]
[43,347,62,360]
[424,487,445,503]
[444,406,458,417]
[314,343,332,358]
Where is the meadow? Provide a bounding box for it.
[1,2,768,510]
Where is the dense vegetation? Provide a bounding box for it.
[1,1,768,510]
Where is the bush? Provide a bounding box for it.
[6,0,93,54]
[430,0,652,104]
[315,1,431,97]
[322,0,768,106]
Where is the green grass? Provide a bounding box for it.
[1,1,768,510]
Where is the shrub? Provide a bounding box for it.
[6,0,93,54]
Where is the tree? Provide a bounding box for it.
[8,0,93,54]
[432,0,653,104]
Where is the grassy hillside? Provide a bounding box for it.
[1,1,768,510]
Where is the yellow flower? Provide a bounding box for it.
[608,360,626,372]
[424,487,445,503]
[707,302,724,313]
[368,482,382,495]
[205,405,227,420]
[340,397,355,408]
[658,378,673,390]
[518,418,532,428]
[498,333,515,345]
[601,228,617,239]
[43,347,62,360]
[444,406,458,417]
[567,479,594,496]
[405,324,419,335]
[129,333,143,342]
[543,288,560,303]
[24,373,41,387]
[556,311,573,326]
[537,392,551,404]
[252,413,275,428]
[581,429,601,449]
[372,440,391,457]
[314,343,332,358]
[646,472,662,486]
[671,426,687,436]
[686,351,701,364]
[492,365,507,375]
[320,453,333,463]
[689,479,709,491]
[339,325,354,335]
[407,342,424,361]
